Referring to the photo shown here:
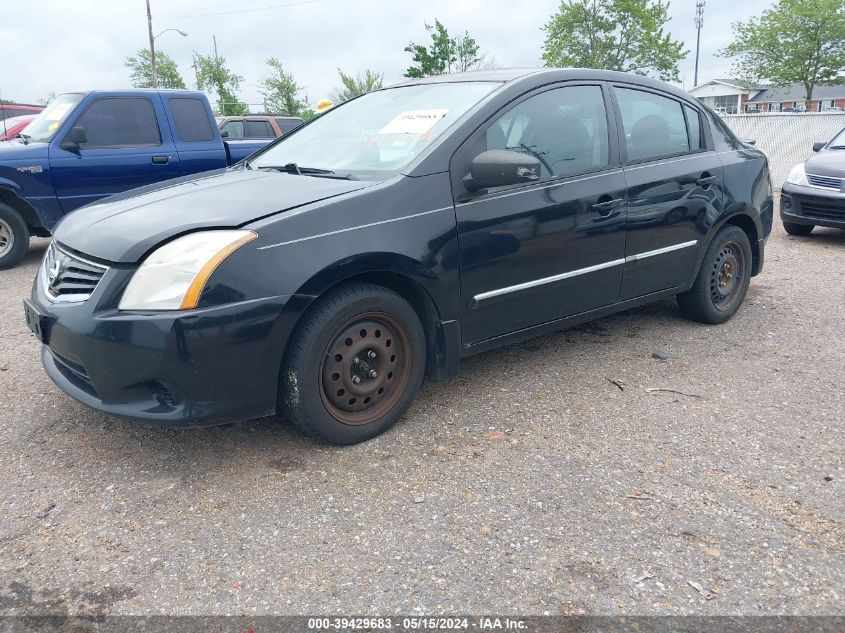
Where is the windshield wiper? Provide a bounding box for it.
[828,145,845,149]
[15,133,30,145]
[258,163,357,180]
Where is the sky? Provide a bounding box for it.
[0,0,775,108]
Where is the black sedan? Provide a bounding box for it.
[781,128,845,235]
[24,68,773,444]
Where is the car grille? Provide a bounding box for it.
[50,350,98,397]
[806,173,844,190]
[796,195,845,221]
[43,243,107,302]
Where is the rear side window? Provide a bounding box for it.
[171,98,214,142]
[685,105,703,150]
[276,118,302,134]
[221,120,244,138]
[485,85,610,178]
[74,97,161,148]
[615,88,690,161]
[245,120,274,138]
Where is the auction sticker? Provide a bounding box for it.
[379,109,449,135]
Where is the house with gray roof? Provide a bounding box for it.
[688,78,845,114]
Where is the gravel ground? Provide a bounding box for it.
[0,219,843,617]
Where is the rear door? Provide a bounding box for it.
[611,85,724,299]
[49,95,181,212]
[453,82,627,345]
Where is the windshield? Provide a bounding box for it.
[21,93,84,142]
[827,128,845,148]
[249,82,498,175]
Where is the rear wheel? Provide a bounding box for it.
[280,283,426,444]
[677,225,752,324]
[783,221,814,236]
[0,204,30,270]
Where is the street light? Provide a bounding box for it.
[145,0,188,89]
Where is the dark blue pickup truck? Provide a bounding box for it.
[0,89,271,268]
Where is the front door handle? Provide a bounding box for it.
[696,174,719,187]
[592,198,624,215]
[151,155,169,164]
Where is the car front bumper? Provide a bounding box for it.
[27,261,298,427]
[781,183,845,229]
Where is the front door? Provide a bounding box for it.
[611,86,725,299]
[453,83,627,345]
[49,96,181,213]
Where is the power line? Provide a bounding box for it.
[156,0,328,20]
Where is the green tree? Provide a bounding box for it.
[404,19,485,78]
[193,52,247,115]
[259,58,310,116]
[541,0,687,81]
[721,0,845,109]
[331,69,384,103]
[125,49,186,89]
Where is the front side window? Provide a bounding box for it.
[250,82,498,176]
[19,93,84,143]
[615,88,690,161]
[221,120,245,138]
[484,85,610,178]
[73,98,161,148]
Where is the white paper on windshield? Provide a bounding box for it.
[379,109,449,135]
[45,103,73,121]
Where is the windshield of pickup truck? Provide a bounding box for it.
[21,93,84,142]
[249,82,498,176]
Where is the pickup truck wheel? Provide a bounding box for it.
[783,221,814,236]
[677,225,752,324]
[280,283,426,445]
[0,204,30,270]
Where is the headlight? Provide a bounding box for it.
[119,230,257,311]
[786,163,808,186]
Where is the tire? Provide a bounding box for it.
[783,221,814,236]
[280,283,426,444]
[0,203,30,270]
[677,225,753,324]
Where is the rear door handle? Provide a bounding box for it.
[151,155,170,164]
[696,175,719,187]
[592,198,624,215]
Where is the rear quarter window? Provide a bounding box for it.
[171,98,214,142]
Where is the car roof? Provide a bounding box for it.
[389,67,695,104]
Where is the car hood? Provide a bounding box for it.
[805,150,845,178]
[54,168,375,263]
[0,138,48,160]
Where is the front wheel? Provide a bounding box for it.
[0,204,30,270]
[677,225,752,324]
[280,283,426,444]
[783,221,814,236]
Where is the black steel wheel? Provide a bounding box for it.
[677,225,752,324]
[280,283,426,444]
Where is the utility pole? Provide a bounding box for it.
[212,35,223,114]
[146,0,158,88]
[694,1,705,88]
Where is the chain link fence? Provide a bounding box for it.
[722,113,845,186]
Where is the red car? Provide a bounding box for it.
[0,102,43,120]
[0,115,36,141]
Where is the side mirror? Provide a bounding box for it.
[812,142,826,152]
[60,126,88,150]
[220,129,229,138]
[463,149,541,192]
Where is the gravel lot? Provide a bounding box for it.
[0,219,843,617]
